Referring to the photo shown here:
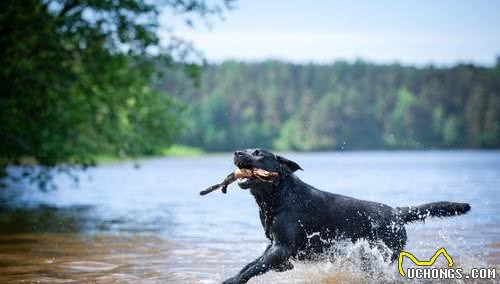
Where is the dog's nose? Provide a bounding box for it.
[234,151,244,156]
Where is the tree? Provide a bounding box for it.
[0,0,233,189]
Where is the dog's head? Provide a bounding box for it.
[233,148,302,190]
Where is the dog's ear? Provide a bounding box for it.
[276,155,303,172]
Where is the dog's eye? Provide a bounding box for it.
[253,150,261,156]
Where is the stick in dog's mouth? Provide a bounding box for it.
[235,168,278,182]
[199,168,278,196]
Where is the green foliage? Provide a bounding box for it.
[443,116,460,146]
[386,88,418,147]
[162,144,204,156]
[163,60,500,151]
[0,0,231,188]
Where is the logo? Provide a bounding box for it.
[398,248,496,280]
[398,247,453,277]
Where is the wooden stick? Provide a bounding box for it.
[199,169,279,196]
[199,172,236,195]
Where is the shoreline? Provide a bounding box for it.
[96,148,500,165]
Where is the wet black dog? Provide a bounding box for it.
[222,149,471,284]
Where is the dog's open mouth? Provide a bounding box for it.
[234,167,278,189]
[234,168,254,188]
[199,164,279,195]
[199,157,280,195]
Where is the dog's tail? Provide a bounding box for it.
[396,201,471,224]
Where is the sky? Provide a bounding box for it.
[161,0,500,66]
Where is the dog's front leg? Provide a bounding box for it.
[234,244,271,274]
[222,244,291,284]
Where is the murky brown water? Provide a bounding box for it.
[0,233,227,283]
[1,151,499,283]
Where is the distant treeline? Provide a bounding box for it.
[160,60,500,151]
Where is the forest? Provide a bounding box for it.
[162,60,500,151]
[1,1,499,188]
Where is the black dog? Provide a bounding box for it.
[222,149,471,284]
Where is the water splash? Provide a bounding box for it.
[219,238,499,284]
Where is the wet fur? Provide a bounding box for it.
[222,149,471,284]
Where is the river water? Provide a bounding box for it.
[0,151,499,283]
